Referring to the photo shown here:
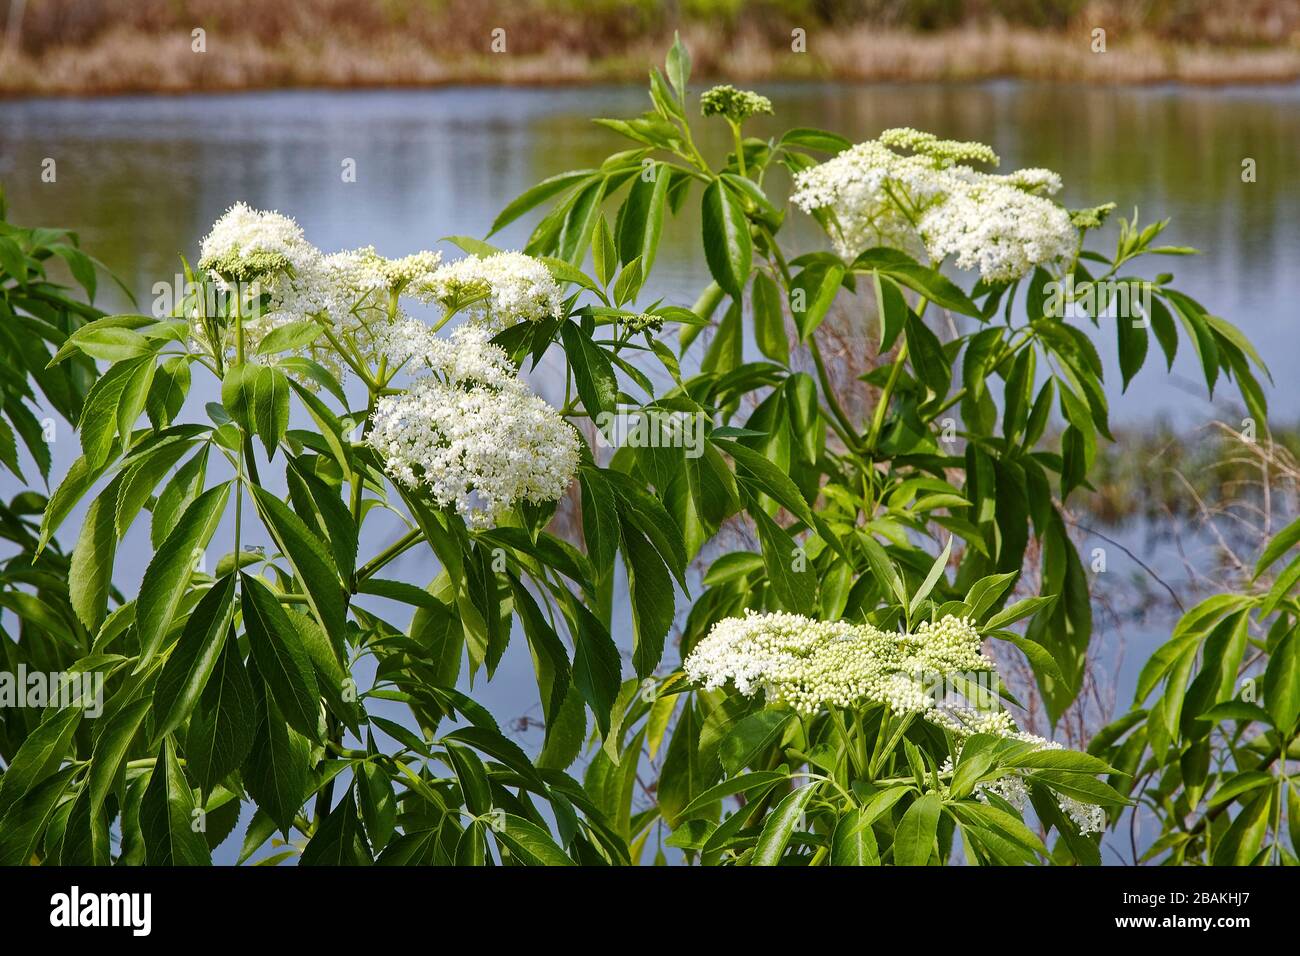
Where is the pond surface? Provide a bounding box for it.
[2,81,1297,862]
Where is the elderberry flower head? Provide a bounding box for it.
[790,131,1078,282]
[683,610,994,717]
[700,85,773,122]
[198,202,316,282]
[366,324,578,528]
[416,252,563,332]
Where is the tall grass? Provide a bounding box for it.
[3,0,1299,94]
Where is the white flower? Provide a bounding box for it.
[417,252,563,331]
[321,246,443,303]
[790,130,1078,282]
[366,325,578,528]
[687,609,1107,835]
[1058,794,1106,835]
[198,201,319,281]
[683,610,993,717]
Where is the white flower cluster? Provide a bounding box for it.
[688,608,1106,836]
[366,324,579,528]
[683,610,993,717]
[194,204,558,373]
[198,201,316,280]
[790,129,1077,282]
[416,251,563,332]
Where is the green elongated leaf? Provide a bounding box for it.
[858,532,908,608]
[183,632,256,796]
[116,435,196,538]
[39,448,116,554]
[300,790,370,866]
[1256,516,1300,579]
[752,271,789,364]
[701,178,751,300]
[852,248,979,316]
[600,468,686,576]
[579,468,619,578]
[58,785,111,866]
[251,485,346,649]
[136,481,230,666]
[904,310,951,398]
[140,737,210,865]
[613,255,643,307]
[714,437,816,525]
[1207,771,1274,809]
[990,630,1066,688]
[1164,290,1219,395]
[1029,770,1128,807]
[152,575,237,739]
[892,791,942,866]
[873,271,908,352]
[909,536,952,617]
[286,457,358,582]
[444,726,545,791]
[659,695,713,828]
[567,597,622,740]
[680,770,788,820]
[0,766,77,865]
[0,706,82,818]
[965,572,1019,621]
[1212,789,1271,866]
[223,362,290,459]
[750,503,816,615]
[494,814,574,866]
[72,326,152,361]
[985,594,1058,630]
[454,820,489,866]
[1263,626,1300,733]
[1009,750,1114,774]
[1116,312,1148,391]
[151,446,209,548]
[795,263,845,341]
[592,215,617,287]
[558,177,607,265]
[445,742,494,817]
[240,573,321,741]
[622,519,675,678]
[560,321,618,418]
[254,319,323,355]
[832,806,881,865]
[616,163,669,276]
[86,696,152,813]
[490,169,595,235]
[69,475,122,632]
[785,372,819,465]
[357,762,397,852]
[720,710,792,776]
[77,357,149,469]
[242,678,311,836]
[666,32,690,99]
[751,782,818,866]
[951,801,1048,859]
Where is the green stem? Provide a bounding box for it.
[729,120,746,178]
[808,335,862,452]
[355,528,424,585]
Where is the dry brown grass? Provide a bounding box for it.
[2,6,1299,96]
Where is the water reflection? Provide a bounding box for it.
[3,81,1297,419]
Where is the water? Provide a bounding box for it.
[2,81,1297,862]
[4,81,1297,417]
